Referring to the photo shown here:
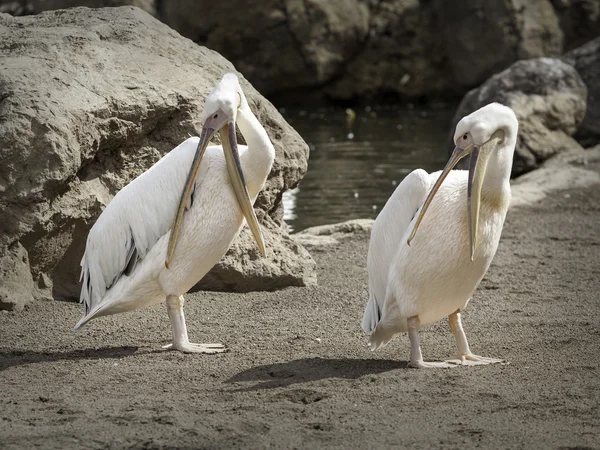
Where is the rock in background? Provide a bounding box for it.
[0,6,315,311]
[158,0,591,100]
[0,0,154,15]
[434,0,563,91]
[550,0,600,50]
[2,0,598,101]
[450,58,587,176]
[563,37,600,147]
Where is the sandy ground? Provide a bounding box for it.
[1,178,600,449]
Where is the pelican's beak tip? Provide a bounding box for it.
[406,239,412,247]
[165,261,170,269]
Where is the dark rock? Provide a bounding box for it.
[564,37,600,147]
[451,58,587,176]
[325,1,451,100]
[550,0,600,50]
[0,7,314,310]
[159,0,568,100]
[159,0,369,96]
[435,0,563,90]
[2,0,581,101]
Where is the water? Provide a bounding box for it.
[279,103,457,232]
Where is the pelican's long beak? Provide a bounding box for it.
[466,145,494,261]
[165,116,266,269]
[219,120,266,257]
[166,126,215,268]
[406,144,479,257]
[407,135,502,261]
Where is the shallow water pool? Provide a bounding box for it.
[279,103,457,232]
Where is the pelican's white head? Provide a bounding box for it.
[199,73,248,129]
[407,103,519,261]
[454,102,518,170]
[165,73,265,268]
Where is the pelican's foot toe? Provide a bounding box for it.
[162,342,229,354]
[409,360,456,369]
[446,354,505,366]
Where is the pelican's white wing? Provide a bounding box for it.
[79,137,209,315]
[362,169,434,333]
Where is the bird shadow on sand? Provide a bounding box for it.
[0,346,162,372]
[226,357,408,391]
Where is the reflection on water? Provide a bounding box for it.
[280,103,456,232]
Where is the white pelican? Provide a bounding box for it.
[363,103,518,368]
[75,73,275,353]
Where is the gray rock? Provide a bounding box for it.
[0,243,34,311]
[435,0,563,90]
[0,0,155,15]
[196,216,317,292]
[325,1,451,100]
[2,0,578,100]
[451,58,587,176]
[158,0,568,100]
[511,146,600,207]
[159,0,369,96]
[564,38,600,147]
[293,219,374,249]
[0,7,314,310]
[550,0,600,50]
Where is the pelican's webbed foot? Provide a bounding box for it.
[446,353,504,366]
[448,311,506,366]
[409,359,455,369]
[407,315,455,369]
[162,342,228,354]
[165,294,229,355]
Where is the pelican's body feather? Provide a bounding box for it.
[364,169,509,347]
[76,74,275,339]
[363,103,518,367]
[77,139,267,328]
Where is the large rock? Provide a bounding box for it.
[564,37,600,147]
[325,0,452,100]
[511,146,600,207]
[550,0,600,50]
[293,219,374,250]
[2,0,582,101]
[0,243,34,311]
[434,0,563,90]
[196,217,317,292]
[159,0,369,96]
[0,6,315,310]
[451,58,587,176]
[159,0,568,100]
[0,0,154,15]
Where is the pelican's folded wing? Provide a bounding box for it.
[79,137,210,315]
[362,168,434,333]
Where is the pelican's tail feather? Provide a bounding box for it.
[73,299,112,330]
[74,310,97,330]
[361,295,381,333]
[368,322,395,352]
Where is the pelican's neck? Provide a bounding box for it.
[482,135,517,208]
[236,103,275,198]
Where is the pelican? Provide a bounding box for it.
[362,103,518,368]
[75,73,275,353]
